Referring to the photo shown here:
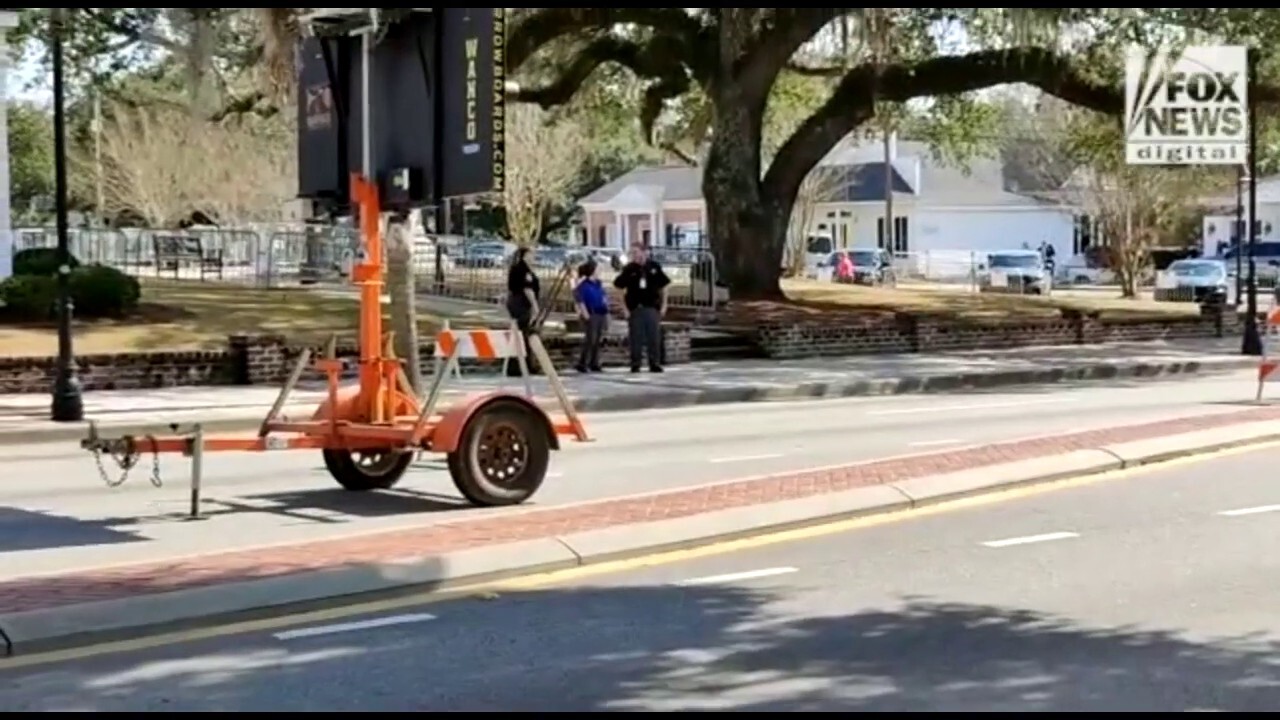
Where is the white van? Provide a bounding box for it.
[796,234,835,278]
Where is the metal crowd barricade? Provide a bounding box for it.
[649,247,724,311]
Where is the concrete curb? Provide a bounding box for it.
[0,356,1255,447]
[3,417,1278,658]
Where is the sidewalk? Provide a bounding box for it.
[0,338,1256,445]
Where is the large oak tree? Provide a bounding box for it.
[505,8,1279,299]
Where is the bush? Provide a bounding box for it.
[0,275,58,321]
[68,264,141,319]
[12,247,79,277]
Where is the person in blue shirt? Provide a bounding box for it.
[572,260,610,373]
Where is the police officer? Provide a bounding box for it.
[505,246,541,377]
[613,242,670,373]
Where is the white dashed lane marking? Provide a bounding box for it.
[981,531,1080,548]
[273,613,437,641]
[674,567,800,587]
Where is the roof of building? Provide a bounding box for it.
[578,165,704,205]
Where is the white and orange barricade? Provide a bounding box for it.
[1256,307,1280,400]
[429,321,589,442]
[433,320,529,391]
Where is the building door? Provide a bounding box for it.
[825,210,855,247]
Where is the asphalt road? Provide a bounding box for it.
[4,441,1280,711]
[0,369,1267,577]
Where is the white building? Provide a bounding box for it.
[807,137,1079,259]
[1201,174,1280,257]
[0,9,19,279]
[576,136,1093,267]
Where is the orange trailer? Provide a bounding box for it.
[81,174,589,516]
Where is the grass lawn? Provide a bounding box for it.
[0,280,444,357]
[776,279,1200,322]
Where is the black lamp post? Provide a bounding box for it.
[49,7,83,421]
[1241,47,1263,357]
[1235,165,1244,302]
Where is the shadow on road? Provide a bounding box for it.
[5,583,1278,711]
[0,507,146,553]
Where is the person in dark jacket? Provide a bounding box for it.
[613,242,670,373]
[505,246,541,377]
[572,260,609,373]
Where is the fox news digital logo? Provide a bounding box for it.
[1125,45,1247,165]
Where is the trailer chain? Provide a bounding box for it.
[91,434,163,488]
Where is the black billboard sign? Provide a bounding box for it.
[296,35,343,199]
[437,8,506,199]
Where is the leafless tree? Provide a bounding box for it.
[97,106,195,226]
[785,168,842,275]
[96,104,297,226]
[504,104,586,246]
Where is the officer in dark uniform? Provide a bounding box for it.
[613,242,670,373]
[505,246,541,377]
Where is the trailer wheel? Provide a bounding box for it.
[323,448,413,491]
[448,400,550,507]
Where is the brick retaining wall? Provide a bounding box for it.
[754,310,1238,359]
[0,311,1239,393]
[0,323,695,394]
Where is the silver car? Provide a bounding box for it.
[978,250,1049,295]
[1153,259,1230,304]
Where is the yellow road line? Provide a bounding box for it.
[3,439,1276,671]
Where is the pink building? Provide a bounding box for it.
[578,165,707,250]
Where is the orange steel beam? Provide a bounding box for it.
[350,173,387,422]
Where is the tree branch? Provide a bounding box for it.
[763,47,1125,207]
[510,32,697,143]
[82,8,179,52]
[507,8,703,73]
[660,142,699,166]
[510,35,688,109]
[786,62,846,77]
[733,9,844,97]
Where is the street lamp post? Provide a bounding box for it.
[1241,47,1263,357]
[1235,166,1245,302]
[49,7,83,422]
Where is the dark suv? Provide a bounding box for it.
[843,248,897,286]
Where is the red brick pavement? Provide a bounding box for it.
[2,406,1279,616]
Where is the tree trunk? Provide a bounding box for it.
[385,218,423,394]
[703,105,787,300]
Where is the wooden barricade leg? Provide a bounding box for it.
[528,333,589,441]
[259,348,312,436]
[410,344,461,442]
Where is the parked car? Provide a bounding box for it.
[816,248,896,286]
[846,248,896,286]
[1153,258,1230,304]
[979,250,1049,295]
[454,241,513,268]
[532,245,574,270]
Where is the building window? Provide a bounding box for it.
[596,224,607,247]
[894,217,908,253]
[1073,214,1092,255]
[876,217,910,253]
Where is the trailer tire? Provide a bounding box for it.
[323,448,413,491]
[448,399,550,507]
